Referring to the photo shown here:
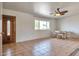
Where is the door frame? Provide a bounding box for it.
[2,15,16,44]
[10,15,16,43]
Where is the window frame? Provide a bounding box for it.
[34,20,50,30]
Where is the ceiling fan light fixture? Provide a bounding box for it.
[51,12,62,16]
[54,13,61,16]
[50,8,68,16]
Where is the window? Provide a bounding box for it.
[35,20,50,30]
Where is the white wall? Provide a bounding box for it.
[3,9,56,42]
[58,15,79,38]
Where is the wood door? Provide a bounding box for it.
[10,16,16,43]
[2,15,16,44]
[2,15,7,44]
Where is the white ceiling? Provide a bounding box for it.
[3,2,79,19]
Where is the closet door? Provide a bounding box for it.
[10,16,16,43]
[2,15,7,44]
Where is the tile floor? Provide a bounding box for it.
[3,38,79,56]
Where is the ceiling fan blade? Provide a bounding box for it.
[57,8,60,11]
[61,10,68,13]
[57,8,61,14]
[55,11,59,14]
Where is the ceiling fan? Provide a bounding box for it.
[50,8,68,16]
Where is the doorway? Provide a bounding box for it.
[2,15,16,44]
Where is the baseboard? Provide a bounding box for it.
[16,36,51,43]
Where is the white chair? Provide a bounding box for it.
[66,32,72,39]
[57,31,67,39]
[57,33,63,39]
[54,31,63,39]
